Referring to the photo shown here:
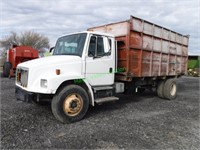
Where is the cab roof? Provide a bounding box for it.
[60,31,115,38]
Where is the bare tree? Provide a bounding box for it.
[0,31,50,52]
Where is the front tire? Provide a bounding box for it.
[51,85,89,123]
[3,62,12,77]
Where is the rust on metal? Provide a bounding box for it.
[63,94,83,117]
[88,15,189,81]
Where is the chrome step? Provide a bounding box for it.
[95,96,119,104]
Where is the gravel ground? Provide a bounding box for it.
[0,76,199,149]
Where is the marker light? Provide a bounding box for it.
[56,69,60,75]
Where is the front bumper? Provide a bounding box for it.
[15,86,36,102]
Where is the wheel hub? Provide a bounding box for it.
[70,101,77,108]
[170,84,176,96]
[63,94,83,116]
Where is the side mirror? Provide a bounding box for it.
[104,37,111,54]
[49,47,54,53]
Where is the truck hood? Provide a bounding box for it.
[16,55,84,93]
[17,55,82,69]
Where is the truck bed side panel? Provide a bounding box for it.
[88,16,189,80]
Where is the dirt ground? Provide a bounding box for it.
[0,76,199,149]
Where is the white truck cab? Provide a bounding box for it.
[16,31,122,123]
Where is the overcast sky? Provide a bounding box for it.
[0,0,199,55]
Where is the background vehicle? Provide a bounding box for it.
[3,45,39,78]
[15,16,189,123]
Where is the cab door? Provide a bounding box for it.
[85,34,115,86]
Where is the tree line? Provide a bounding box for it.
[0,30,50,54]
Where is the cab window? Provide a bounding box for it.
[88,35,110,57]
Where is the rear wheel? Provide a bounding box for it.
[3,62,12,77]
[51,85,89,123]
[163,79,177,100]
[157,80,165,98]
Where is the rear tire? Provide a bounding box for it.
[163,79,177,100]
[157,80,165,98]
[51,85,89,123]
[3,62,12,77]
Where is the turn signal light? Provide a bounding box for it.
[56,69,60,75]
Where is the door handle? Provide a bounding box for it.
[109,68,113,73]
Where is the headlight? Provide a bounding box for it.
[41,79,47,88]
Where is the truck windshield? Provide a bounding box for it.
[53,33,87,57]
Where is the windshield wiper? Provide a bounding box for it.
[54,53,81,57]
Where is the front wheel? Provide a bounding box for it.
[3,62,12,77]
[51,85,89,123]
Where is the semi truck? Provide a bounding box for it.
[15,16,189,123]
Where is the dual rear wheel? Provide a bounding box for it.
[157,79,177,100]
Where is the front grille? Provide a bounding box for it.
[16,68,28,87]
